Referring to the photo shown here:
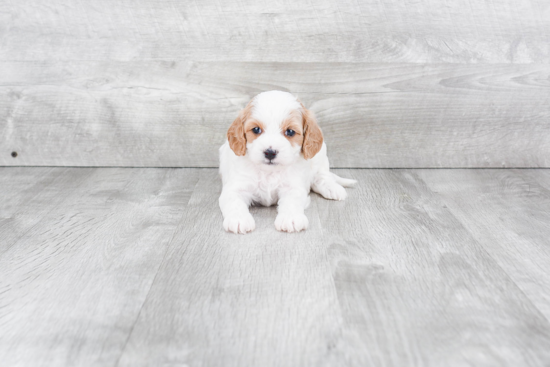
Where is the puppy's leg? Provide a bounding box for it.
[275,188,309,233]
[311,172,349,201]
[219,190,255,234]
[309,144,356,201]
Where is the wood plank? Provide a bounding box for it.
[117,168,550,366]
[417,169,550,320]
[0,168,200,367]
[317,169,550,366]
[117,169,346,367]
[2,167,550,365]
[525,169,550,190]
[0,167,96,256]
[1,62,549,168]
[1,0,549,62]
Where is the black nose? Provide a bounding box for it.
[264,149,277,160]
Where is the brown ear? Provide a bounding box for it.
[301,105,323,159]
[227,106,250,156]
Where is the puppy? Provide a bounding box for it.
[219,90,356,234]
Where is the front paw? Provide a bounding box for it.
[223,212,255,234]
[275,213,309,233]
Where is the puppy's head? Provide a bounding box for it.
[227,91,323,166]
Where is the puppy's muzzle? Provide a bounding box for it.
[264,149,278,161]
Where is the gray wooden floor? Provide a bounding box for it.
[1,167,550,367]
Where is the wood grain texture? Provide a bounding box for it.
[418,169,550,320]
[317,169,550,366]
[1,0,549,63]
[2,62,549,168]
[526,169,550,191]
[0,168,200,367]
[0,167,95,256]
[2,168,550,366]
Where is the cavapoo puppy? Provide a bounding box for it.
[219,90,356,234]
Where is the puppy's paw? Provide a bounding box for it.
[223,212,255,234]
[275,213,309,233]
[318,183,348,201]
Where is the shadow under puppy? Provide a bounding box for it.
[219,90,356,234]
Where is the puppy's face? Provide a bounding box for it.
[227,91,323,166]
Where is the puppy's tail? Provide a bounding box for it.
[330,172,357,187]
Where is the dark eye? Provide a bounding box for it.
[252,127,262,134]
[285,129,295,137]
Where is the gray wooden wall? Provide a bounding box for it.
[1,0,549,168]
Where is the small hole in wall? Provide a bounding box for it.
[11,151,18,158]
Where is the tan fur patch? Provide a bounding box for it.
[227,101,254,156]
[244,119,266,144]
[281,110,304,147]
[299,102,324,159]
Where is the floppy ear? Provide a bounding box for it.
[227,107,248,156]
[301,105,324,159]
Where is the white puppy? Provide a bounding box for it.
[219,90,356,234]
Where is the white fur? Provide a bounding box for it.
[219,90,356,234]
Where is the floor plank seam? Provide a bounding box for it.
[416,171,550,327]
[0,168,94,258]
[113,171,203,366]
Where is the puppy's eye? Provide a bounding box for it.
[252,127,262,134]
[285,129,295,137]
